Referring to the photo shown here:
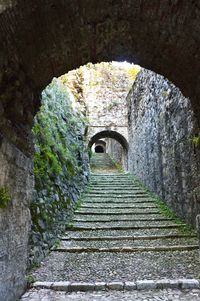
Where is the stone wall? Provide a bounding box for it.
[30,79,89,264]
[106,138,127,170]
[128,69,200,225]
[61,62,138,144]
[1,0,200,121]
[0,138,34,301]
[0,77,89,301]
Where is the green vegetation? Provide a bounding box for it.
[127,65,141,81]
[192,136,199,148]
[0,187,11,209]
[154,198,196,235]
[30,79,88,264]
[112,160,124,173]
[25,274,35,287]
[127,174,196,235]
[52,238,60,249]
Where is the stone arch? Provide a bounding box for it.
[93,140,106,153]
[0,0,200,136]
[88,130,129,151]
[95,145,104,153]
[0,2,200,299]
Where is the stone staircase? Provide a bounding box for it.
[90,153,119,173]
[21,154,200,300]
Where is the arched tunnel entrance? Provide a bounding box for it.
[88,130,129,151]
[1,1,200,157]
[95,145,104,153]
[93,140,106,153]
[89,130,129,170]
[0,2,200,300]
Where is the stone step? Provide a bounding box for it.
[88,190,147,194]
[67,223,186,231]
[91,173,127,176]
[91,178,130,180]
[89,182,136,186]
[87,188,149,194]
[62,234,197,241]
[90,161,115,163]
[91,175,129,177]
[89,185,137,188]
[90,162,116,169]
[90,181,134,184]
[31,249,200,283]
[81,199,154,204]
[60,237,198,249]
[90,173,130,177]
[89,186,145,189]
[86,190,147,193]
[63,228,190,238]
[90,178,135,180]
[91,173,130,175]
[30,279,200,294]
[87,190,147,194]
[79,204,157,209]
[73,217,173,223]
[74,214,171,221]
[72,221,183,229]
[90,177,133,179]
[75,210,161,215]
[54,245,199,253]
[83,194,149,198]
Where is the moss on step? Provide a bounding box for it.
[127,174,197,236]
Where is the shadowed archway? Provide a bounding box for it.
[88,130,129,152]
[0,2,200,300]
[0,1,200,153]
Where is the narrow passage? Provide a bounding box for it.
[21,154,200,301]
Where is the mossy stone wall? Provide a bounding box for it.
[30,79,89,264]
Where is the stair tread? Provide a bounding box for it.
[31,155,199,289]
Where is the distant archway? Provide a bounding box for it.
[88,130,128,151]
[95,145,104,153]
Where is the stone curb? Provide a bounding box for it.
[67,224,186,231]
[33,279,200,292]
[74,211,161,215]
[53,245,199,253]
[61,234,197,241]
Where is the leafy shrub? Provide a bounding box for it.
[0,187,11,209]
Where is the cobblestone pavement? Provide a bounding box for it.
[21,288,200,301]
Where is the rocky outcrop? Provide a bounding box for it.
[127,69,200,225]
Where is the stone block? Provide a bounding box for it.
[179,279,199,289]
[124,281,137,290]
[155,279,170,289]
[136,280,157,290]
[69,282,95,292]
[106,281,124,290]
[52,281,70,291]
[169,280,179,288]
[33,281,53,289]
[95,282,106,291]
